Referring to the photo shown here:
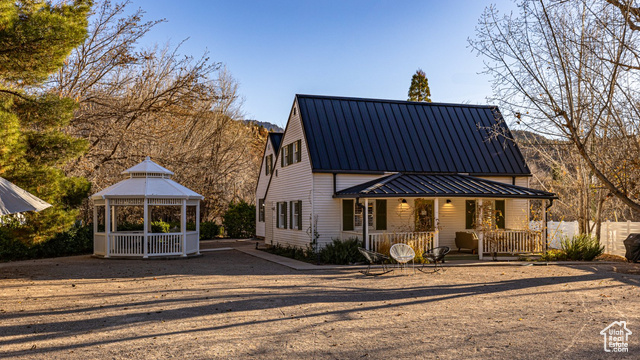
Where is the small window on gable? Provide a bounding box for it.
[265,154,273,175]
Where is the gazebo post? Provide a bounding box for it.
[181,199,187,257]
[196,201,201,255]
[93,202,97,236]
[105,198,111,258]
[143,198,148,258]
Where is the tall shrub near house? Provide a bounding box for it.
[0,0,92,245]
[223,200,255,238]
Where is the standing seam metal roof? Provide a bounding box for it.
[296,94,531,175]
[334,173,557,199]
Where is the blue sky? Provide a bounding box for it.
[128,0,517,127]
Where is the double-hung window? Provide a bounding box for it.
[277,202,287,229]
[258,199,265,222]
[265,154,273,175]
[290,200,302,230]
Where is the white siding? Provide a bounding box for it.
[313,173,386,246]
[264,101,313,248]
[255,137,278,238]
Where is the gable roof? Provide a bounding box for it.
[296,94,530,176]
[334,173,557,199]
[268,132,283,154]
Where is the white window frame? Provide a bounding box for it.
[293,141,300,164]
[278,202,285,229]
[354,202,374,229]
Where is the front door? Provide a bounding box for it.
[415,199,434,231]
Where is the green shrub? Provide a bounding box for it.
[0,224,93,262]
[150,220,170,233]
[540,249,567,261]
[560,234,604,261]
[199,221,220,240]
[319,237,366,265]
[222,200,255,238]
[265,243,309,261]
[117,222,144,231]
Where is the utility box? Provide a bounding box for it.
[623,233,640,263]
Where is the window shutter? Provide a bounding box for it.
[342,199,354,231]
[276,203,280,228]
[283,202,288,229]
[288,143,293,165]
[297,200,302,230]
[465,200,476,229]
[495,200,506,229]
[281,150,284,167]
[296,140,301,163]
[375,200,387,230]
[289,201,293,229]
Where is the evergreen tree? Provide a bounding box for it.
[0,0,92,244]
[407,69,432,102]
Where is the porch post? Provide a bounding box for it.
[143,198,148,258]
[433,198,439,248]
[181,198,187,257]
[363,198,369,250]
[477,199,483,260]
[105,198,111,258]
[541,199,547,254]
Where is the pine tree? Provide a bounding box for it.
[408,69,432,102]
[0,0,92,244]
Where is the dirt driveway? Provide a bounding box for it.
[1,243,639,359]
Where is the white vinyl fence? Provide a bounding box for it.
[538,220,640,257]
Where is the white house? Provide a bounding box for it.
[255,95,557,259]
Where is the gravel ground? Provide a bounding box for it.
[1,242,639,359]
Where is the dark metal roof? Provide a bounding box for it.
[268,132,283,153]
[296,94,531,176]
[334,173,557,199]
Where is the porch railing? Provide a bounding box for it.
[367,232,436,253]
[484,230,544,254]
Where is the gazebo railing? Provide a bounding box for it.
[99,232,199,257]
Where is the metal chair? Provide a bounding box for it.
[357,247,393,276]
[390,243,416,274]
[419,246,450,273]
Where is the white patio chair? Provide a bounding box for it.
[390,243,415,274]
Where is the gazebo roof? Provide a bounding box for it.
[122,156,174,176]
[91,157,203,200]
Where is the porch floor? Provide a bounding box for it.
[444,251,479,261]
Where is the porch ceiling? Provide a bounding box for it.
[333,173,557,199]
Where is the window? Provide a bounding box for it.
[265,154,273,175]
[466,199,506,229]
[277,202,287,229]
[281,140,301,167]
[354,202,374,228]
[258,199,265,222]
[465,200,476,229]
[281,146,288,167]
[290,200,302,230]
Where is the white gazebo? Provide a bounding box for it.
[92,157,203,258]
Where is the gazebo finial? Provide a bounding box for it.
[145,156,151,161]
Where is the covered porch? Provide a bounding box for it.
[334,173,557,259]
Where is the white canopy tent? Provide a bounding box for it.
[92,157,203,258]
[0,176,51,216]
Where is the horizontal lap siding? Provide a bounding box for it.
[315,173,387,246]
[265,104,313,248]
[255,138,277,238]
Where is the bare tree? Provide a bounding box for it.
[48,0,266,221]
[470,0,640,226]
